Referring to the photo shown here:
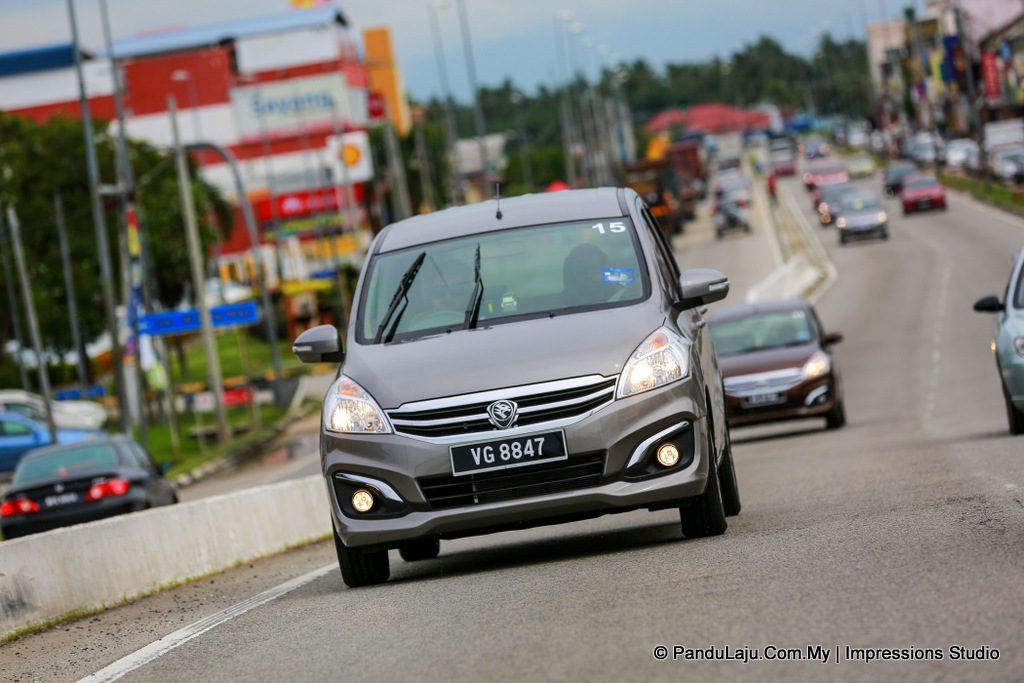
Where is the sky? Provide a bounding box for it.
[0,0,928,102]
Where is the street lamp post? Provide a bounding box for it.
[171,70,203,142]
[66,0,128,433]
[429,1,463,206]
[510,90,534,190]
[553,11,578,186]
[455,0,491,198]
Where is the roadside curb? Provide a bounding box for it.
[745,181,838,304]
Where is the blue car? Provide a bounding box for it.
[975,248,1024,434]
[0,412,102,474]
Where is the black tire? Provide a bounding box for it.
[1004,385,1024,435]
[839,233,847,245]
[826,398,847,430]
[399,538,440,562]
[880,228,890,240]
[718,431,741,517]
[679,435,728,538]
[334,527,390,587]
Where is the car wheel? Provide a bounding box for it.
[399,538,440,562]
[880,229,890,240]
[679,434,728,538]
[826,398,847,430]
[718,431,741,517]
[334,527,390,587]
[839,233,847,245]
[1004,386,1024,435]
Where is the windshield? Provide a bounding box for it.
[842,194,882,212]
[904,176,937,189]
[13,443,120,485]
[822,184,855,202]
[710,310,816,356]
[358,218,649,344]
[887,163,916,177]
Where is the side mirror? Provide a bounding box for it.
[293,324,345,364]
[678,268,730,309]
[822,331,844,347]
[973,295,1003,313]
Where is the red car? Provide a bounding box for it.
[900,173,946,214]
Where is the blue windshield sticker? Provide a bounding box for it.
[603,268,635,285]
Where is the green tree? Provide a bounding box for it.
[0,112,222,373]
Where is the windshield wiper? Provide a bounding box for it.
[463,243,484,330]
[373,251,426,344]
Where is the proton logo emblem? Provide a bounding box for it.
[486,400,519,429]
[54,483,64,493]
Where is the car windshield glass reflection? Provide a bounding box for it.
[710,311,815,356]
[13,444,120,485]
[359,219,648,344]
[842,195,882,212]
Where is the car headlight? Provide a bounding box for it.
[1016,336,1024,358]
[835,217,847,229]
[617,328,690,399]
[801,350,831,379]
[877,211,887,223]
[324,375,392,434]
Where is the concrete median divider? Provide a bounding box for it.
[0,475,331,640]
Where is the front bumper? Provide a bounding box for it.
[724,375,837,428]
[322,379,711,548]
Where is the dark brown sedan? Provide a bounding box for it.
[708,299,846,429]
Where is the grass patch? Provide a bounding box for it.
[940,172,1024,215]
[136,402,289,477]
[169,332,304,387]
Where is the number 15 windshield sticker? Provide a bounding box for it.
[591,221,626,234]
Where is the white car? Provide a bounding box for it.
[0,390,108,430]
[944,138,978,170]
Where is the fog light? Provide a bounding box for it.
[656,443,680,467]
[351,489,375,513]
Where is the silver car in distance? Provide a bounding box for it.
[294,188,740,587]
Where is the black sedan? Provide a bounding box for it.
[883,160,918,196]
[0,436,177,539]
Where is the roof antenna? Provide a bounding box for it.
[495,183,503,220]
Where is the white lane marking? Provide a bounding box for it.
[78,563,336,683]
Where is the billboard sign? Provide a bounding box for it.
[325,130,374,184]
[231,73,367,138]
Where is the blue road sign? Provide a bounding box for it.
[139,301,261,336]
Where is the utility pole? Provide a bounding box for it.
[0,212,29,391]
[54,194,89,394]
[66,0,127,431]
[553,14,578,186]
[169,97,229,444]
[6,207,57,443]
[413,111,437,211]
[382,103,413,220]
[955,1,986,187]
[510,90,534,190]
[429,1,463,206]
[456,0,491,198]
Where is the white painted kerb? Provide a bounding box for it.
[0,474,330,639]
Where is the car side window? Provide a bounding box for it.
[7,403,43,421]
[637,204,681,299]
[0,419,33,436]
[125,442,156,472]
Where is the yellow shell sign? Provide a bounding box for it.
[340,143,361,167]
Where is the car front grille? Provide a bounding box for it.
[418,453,606,509]
[387,375,617,439]
[723,368,804,396]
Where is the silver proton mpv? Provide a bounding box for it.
[294,188,740,587]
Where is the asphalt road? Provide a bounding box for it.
[6,171,1024,682]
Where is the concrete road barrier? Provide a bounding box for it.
[0,475,330,639]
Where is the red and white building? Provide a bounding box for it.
[0,6,375,286]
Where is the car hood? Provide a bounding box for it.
[841,209,885,225]
[717,344,817,378]
[344,303,667,408]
